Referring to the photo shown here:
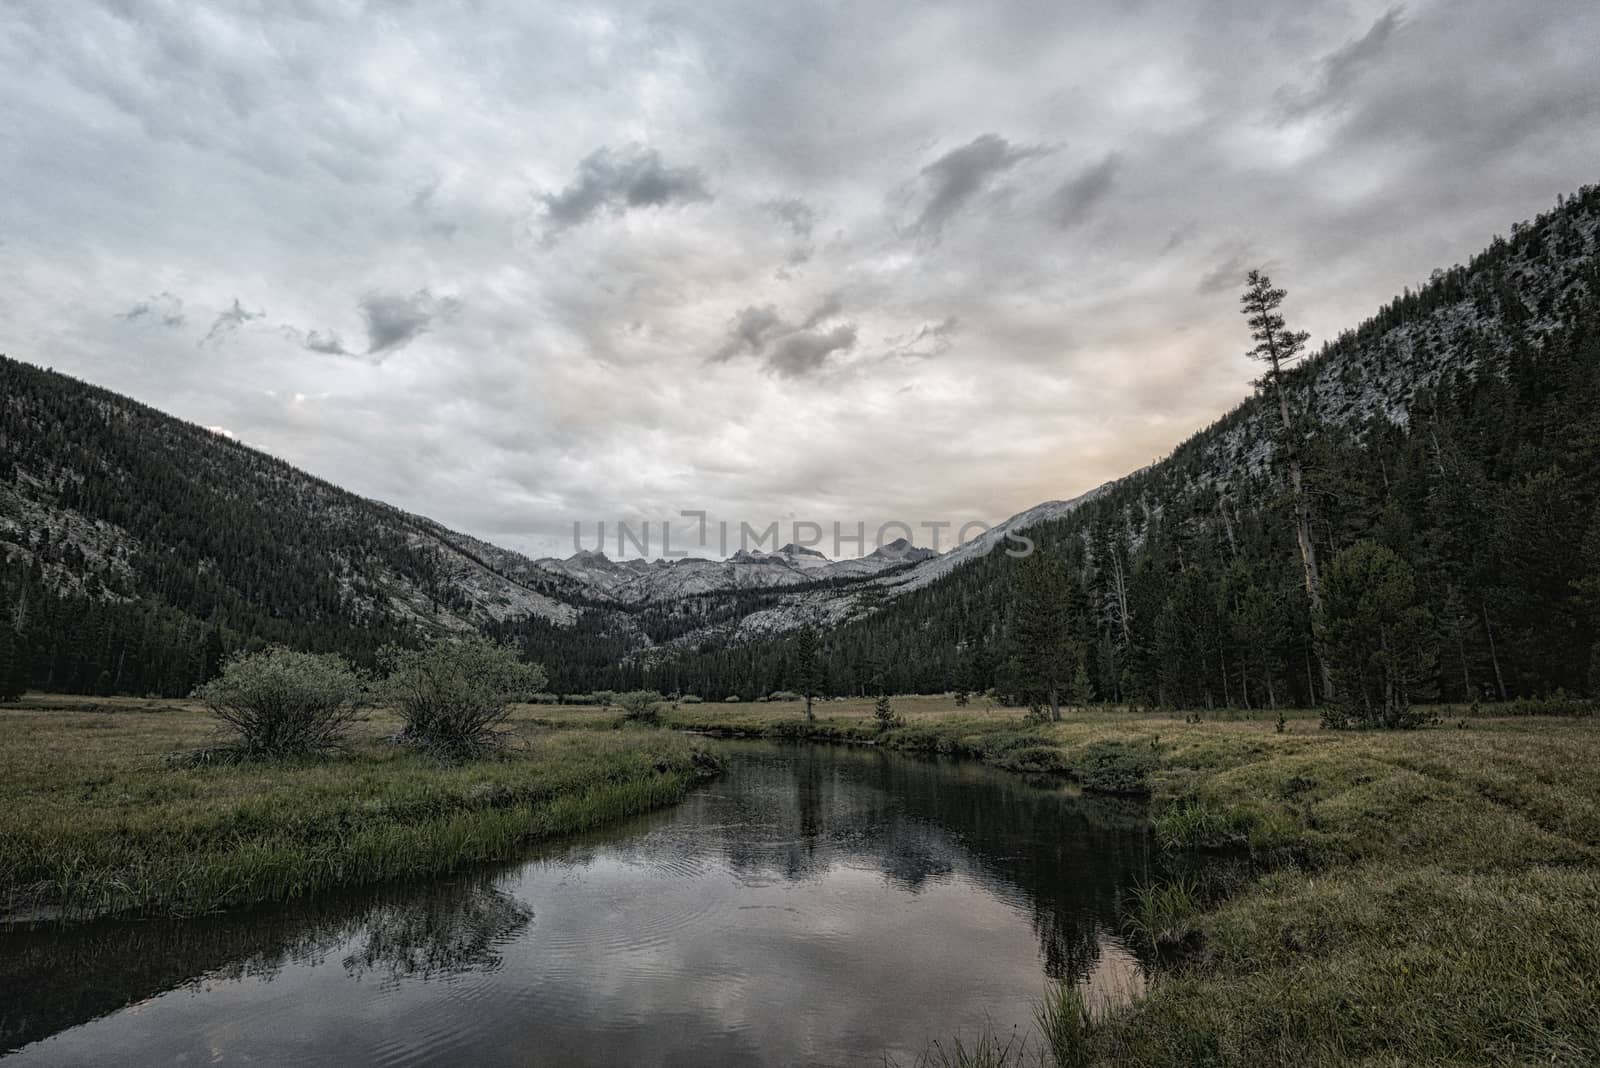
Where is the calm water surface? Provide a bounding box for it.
[1,741,1152,1066]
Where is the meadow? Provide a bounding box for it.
[0,694,718,923]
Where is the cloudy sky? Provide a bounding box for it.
[3,1,1597,559]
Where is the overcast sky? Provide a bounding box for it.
[3,1,1597,559]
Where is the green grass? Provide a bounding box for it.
[0,695,721,923]
[661,696,1600,1066]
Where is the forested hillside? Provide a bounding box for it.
[0,359,580,696]
[613,186,1600,704]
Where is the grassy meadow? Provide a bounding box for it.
[0,693,719,923]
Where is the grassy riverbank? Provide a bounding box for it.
[0,694,719,924]
[648,696,1600,1066]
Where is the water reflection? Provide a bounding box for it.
[1,741,1151,1066]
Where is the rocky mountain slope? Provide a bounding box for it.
[0,356,581,689]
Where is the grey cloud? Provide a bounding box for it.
[1277,6,1405,120]
[913,134,1046,236]
[302,329,354,356]
[118,291,185,327]
[711,298,857,377]
[1051,153,1120,228]
[769,324,858,378]
[712,304,786,361]
[1196,246,1259,295]
[799,292,844,330]
[888,316,961,361]
[360,289,461,358]
[539,145,712,238]
[765,197,817,239]
[200,298,265,345]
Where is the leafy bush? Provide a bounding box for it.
[615,690,664,724]
[723,695,741,703]
[679,694,704,704]
[380,638,546,760]
[767,690,802,702]
[1070,740,1158,795]
[195,647,365,758]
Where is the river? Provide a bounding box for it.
[0,740,1153,1066]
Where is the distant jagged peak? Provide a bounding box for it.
[866,537,937,562]
[777,541,830,560]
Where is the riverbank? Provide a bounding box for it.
[650,696,1600,1066]
[0,694,721,924]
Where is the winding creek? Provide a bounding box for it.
[1,741,1153,1066]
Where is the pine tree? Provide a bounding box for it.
[1317,541,1439,728]
[1241,270,1333,701]
[791,627,823,721]
[1006,552,1085,721]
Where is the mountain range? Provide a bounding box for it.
[4,184,1598,700]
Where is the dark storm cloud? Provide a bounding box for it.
[1277,6,1406,120]
[200,299,264,345]
[912,134,1046,236]
[539,145,712,239]
[359,290,461,358]
[118,291,185,327]
[1051,153,1121,228]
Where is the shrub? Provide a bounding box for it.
[615,690,664,724]
[1070,740,1158,795]
[874,694,903,730]
[768,690,802,702]
[723,695,741,703]
[1493,693,1598,718]
[591,690,617,709]
[380,638,546,760]
[194,646,365,758]
[679,694,704,704]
